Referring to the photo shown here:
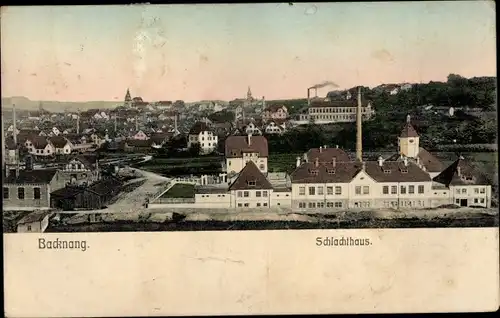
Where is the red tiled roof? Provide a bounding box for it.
[400,123,419,138]
[306,147,351,163]
[189,121,212,134]
[225,135,268,158]
[228,161,273,191]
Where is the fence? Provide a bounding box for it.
[152,198,196,204]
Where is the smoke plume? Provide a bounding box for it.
[309,81,339,89]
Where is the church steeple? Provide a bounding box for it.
[398,114,420,158]
[124,88,132,107]
[247,86,253,101]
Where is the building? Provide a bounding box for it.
[264,119,288,135]
[293,98,374,125]
[261,104,288,122]
[49,136,73,155]
[50,177,123,211]
[57,155,100,187]
[224,134,268,175]
[26,136,55,157]
[148,116,492,210]
[16,210,52,233]
[3,168,61,210]
[132,130,149,140]
[187,121,218,154]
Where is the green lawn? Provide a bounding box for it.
[161,184,196,198]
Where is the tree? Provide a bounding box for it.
[188,143,201,156]
[173,100,185,109]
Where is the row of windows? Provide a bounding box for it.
[237,190,268,198]
[455,198,486,204]
[455,188,486,195]
[4,187,41,200]
[382,185,425,195]
[309,107,369,114]
[298,201,343,208]
[298,186,342,196]
[382,200,426,208]
[237,202,268,207]
[200,194,226,198]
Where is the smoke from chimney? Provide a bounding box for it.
[309,81,339,90]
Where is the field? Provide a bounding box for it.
[161,184,196,198]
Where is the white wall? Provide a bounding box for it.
[231,189,272,208]
[226,156,268,175]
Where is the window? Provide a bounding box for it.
[455,199,460,204]
[308,202,316,208]
[474,198,478,204]
[334,202,342,208]
[27,225,32,231]
[455,188,461,194]
[256,191,261,197]
[335,186,342,195]
[317,201,324,208]
[317,187,324,195]
[257,203,261,207]
[363,186,369,195]
[400,186,406,194]
[263,191,268,197]
[327,186,333,195]
[237,191,242,197]
[299,187,305,195]
[474,188,479,194]
[299,202,306,208]
[309,187,315,195]
[244,203,249,207]
[259,164,265,170]
[418,185,424,194]
[408,185,415,194]
[263,203,268,206]
[244,191,249,197]
[461,188,467,194]
[3,187,9,199]
[18,187,25,200]
[355,186,361,195]
[480,188,485,194]
[33,187,41,200]
[383,186,389,194]
[480,198,485,203]
[326,202,334,208]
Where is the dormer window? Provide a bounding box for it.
[247,180,256,186]
[327,169,336,174]
[383,169,391,174]
[309,169,319,175]
[400,168,408,173]
[409,139,414,143]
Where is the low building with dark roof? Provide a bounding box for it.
[50,177,123,210]
[16,210,53,233]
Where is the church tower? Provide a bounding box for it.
[246,86,253,101]
[124,88,132,108]
[398,115,420,158]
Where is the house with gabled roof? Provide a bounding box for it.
[261,104,288,122]
[187,121,218,154]
[26,136,55,157]
[224,133,268,175]
[49,136,73,155]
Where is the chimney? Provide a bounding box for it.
[332,157,336,168]
[315,157,319,167]
[76,111,80,134]
[262,96,266,109]
[361,161,366,171]
[319,146,323,153]
[174,113,178,134]
[247,133,252,146]
[457,166,461,177]
[307,88,311,107]
[1,109,5,168]
[303,153,308,163]
[12,104,17,145]
[323,145,327,149]
[296,156,301,168]
[356,87,363,162]
[403,156,408,167]
[378,156,383,167]
[114,114,117,133]
[135,116,138,131]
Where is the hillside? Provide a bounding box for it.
[1,96,120,112]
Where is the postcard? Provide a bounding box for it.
[2,2,498,317]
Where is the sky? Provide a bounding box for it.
[0,2,496,102]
